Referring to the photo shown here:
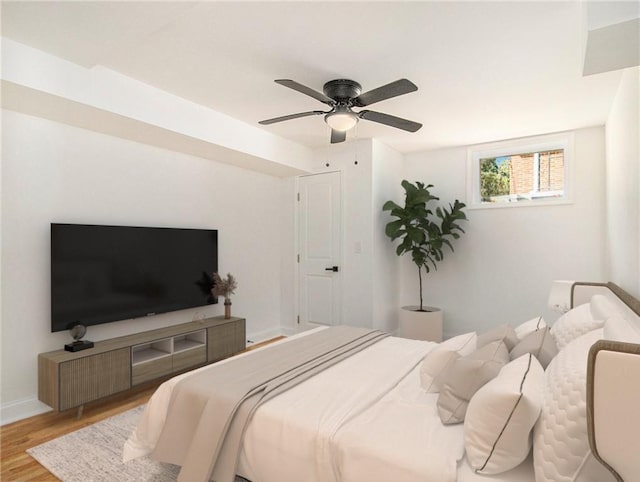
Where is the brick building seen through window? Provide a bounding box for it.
[479,149,564,203]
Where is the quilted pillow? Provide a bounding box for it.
[514,316,547,340]
[477,324,519,351]
[550,303,603,350]
[420,331,477,393]
[589,294,620,320]
[533,329,616,482]
[509,327,558,369]
[465,354,544,474]
[437,340,510,425]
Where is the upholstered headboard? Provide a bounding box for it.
[587,341,640,482]
[579,283,640,482]
[571,282,640,320]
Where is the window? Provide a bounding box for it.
[467,133,573,209]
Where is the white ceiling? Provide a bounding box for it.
[0,1,626,153]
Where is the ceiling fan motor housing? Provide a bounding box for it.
[323,79,362,102]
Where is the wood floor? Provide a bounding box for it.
[0,336,285,481]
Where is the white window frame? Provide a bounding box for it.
[466,132,574,210]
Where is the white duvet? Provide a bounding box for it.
[124,330,467,482]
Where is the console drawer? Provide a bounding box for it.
[173,346,207,372]
[132,356,172,385]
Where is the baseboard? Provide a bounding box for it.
[272,325,368,338]
[245,324,322,344]
[280,326,298,337]
[1,397,52,426]
[245,326,287,346]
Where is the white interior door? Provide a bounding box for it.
[298,171,342,330]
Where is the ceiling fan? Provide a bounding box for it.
[259,78,422,143]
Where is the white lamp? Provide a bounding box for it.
[325,110,358,131]
[548,280,574,313]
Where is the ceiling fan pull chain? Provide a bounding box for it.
[325,141,330,168]
[354,124,359,165]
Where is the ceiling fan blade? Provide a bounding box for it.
[358,110,422,132]
[330,129,347,144]
[352,79,418,107]
[259,110,326,125]
[275,79,334,105]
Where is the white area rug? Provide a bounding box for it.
[27,405,180,482]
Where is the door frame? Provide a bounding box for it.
[293,170,344,332]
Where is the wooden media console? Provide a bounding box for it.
[38,316,246,412]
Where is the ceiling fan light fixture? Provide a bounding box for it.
[325,112,358,131]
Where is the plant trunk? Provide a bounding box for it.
[418,265,424,311]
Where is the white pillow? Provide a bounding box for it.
[420,331,477,393]
[465,353,544,474]
[477,324,519,351]
[603,315,640,343]
[550,303,603,350]
[514,316,547,340]
[437,340,510,424]
[589,294,621,320]
[533,329,616,482]
[509,327,558,369]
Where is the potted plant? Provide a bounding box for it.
[212,272,238,319]
[383,180,467,340]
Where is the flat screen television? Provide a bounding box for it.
[51,223,218,332]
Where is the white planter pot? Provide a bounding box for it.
[398,306,443,342]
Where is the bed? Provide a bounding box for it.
[123,281,640,482]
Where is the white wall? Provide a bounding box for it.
[372,140,405,333]
[278,177,297,335]
[306,139,404,334]
[1,110,290,422]
[605,67,640,298]
[404,127,607,338]
[312,140,374,329]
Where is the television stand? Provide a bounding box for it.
[38,316,245,412]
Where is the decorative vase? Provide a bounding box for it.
[224,298,232,319]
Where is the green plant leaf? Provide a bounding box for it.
[389,229,406,241]
[382,200,402,211]
[401,180,417,194]
[382,180,467,307]
[405,226,423,244]
[385,219,404,237]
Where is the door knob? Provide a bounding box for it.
[325,266,339,272]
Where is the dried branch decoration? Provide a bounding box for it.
[212,272,238,300]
